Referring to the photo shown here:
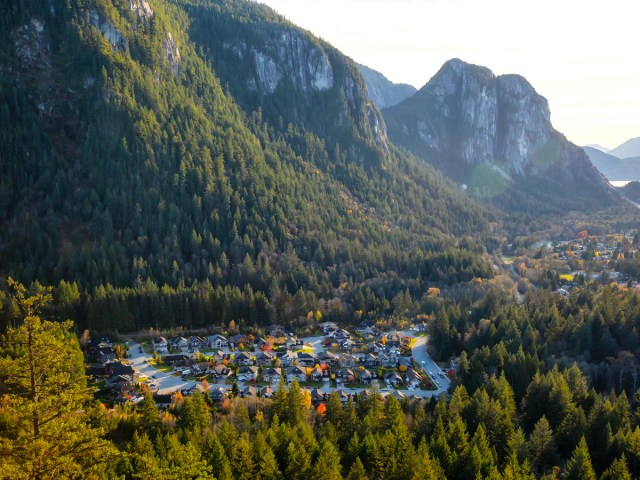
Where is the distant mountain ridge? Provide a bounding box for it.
[610,136,640,159]
[583,147,640,182]
[357,64,417,109]
[382,58,615,214]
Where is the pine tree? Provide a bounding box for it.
[201,432,233,480]
[284,440,311,480]
[346,457,369,480]
[531,416,559,473]
[561,437,596,480]
[312,440,343,480]
[0,279,115,479]
[601,455,632,480]
[139,392,161,435]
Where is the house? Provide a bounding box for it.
[169,337,189,352]
[285,337,298,349]
[385,332,403,348]
[319,322,338,335]
[153,393,173,409]
[359,369,373,384]
[275,350,297,367]
[267,325,286,337]
[286,366,307,384]
[360,353,379,368]
[237,366,259,382]
[234,351,254,366]
[106,361,136,378]
[188,336,208,350]
[241,385,257,398]
[254,337,268,349]
[297,352,316,367]
[316,351,338,367]
[96,346,116,364]
[338,338,355,351]
[260,385,274,398]
[334,329,351,341]
[336,368,356,385]
[191,362,210,375]
[210,387,228,403]
[163,354,190,367]
[378,352,397,368]
[310,388,326,403]
[262,367,282,384]
[208,334,229,349]
[406,368,423,390]
[152,337,169,354]
[336,389,350,404]
[337,354,358,368]
[384,371,404,388]
[210,365,232,381]
[310,367,324,382]
[229,334,248,347]
[255,351,274,366]
[212,351,231,364]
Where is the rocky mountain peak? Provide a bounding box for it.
[383,58,614,211]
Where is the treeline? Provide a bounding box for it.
[0,247,490,332]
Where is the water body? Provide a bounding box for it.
[611,180,632,187]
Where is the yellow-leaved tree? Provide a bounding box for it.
[0,278,115,479]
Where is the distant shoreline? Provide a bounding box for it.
[611,180,634,187]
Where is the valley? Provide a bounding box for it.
[1,0,640,478]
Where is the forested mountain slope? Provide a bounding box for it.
[0,0,491,330]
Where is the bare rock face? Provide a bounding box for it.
[129,0,154,19]
[13,19,51,70]
[90,10,126,52]
[164,32,181,76]
[247,30,333,95]
[383,59,612,203]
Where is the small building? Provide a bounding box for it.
[208,334,228,349]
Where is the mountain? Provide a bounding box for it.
[584,147,640,182]
[382,58,616,214]
[620,181,640,203]
[610,136,640,159]
[0,0,492,329]
[585,144,611,153]
[357,64,417,109]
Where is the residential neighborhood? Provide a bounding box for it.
[87,322,453,410]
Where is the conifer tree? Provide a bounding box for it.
[561,437,596,480]
[346,457,369,480]
[0,279,115,479]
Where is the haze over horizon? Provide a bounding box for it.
[259,0,639,150]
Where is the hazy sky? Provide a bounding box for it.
[258,0,639,149]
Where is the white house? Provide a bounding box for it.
[152,337,168,354]
[208,334,228,349]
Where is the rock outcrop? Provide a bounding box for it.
[90,9,126,52]
[383,59,614,210]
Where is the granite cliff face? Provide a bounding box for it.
[383,59,614,210]
[187,2,389,163]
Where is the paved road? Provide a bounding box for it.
[408,334,450,396]
[127,342,199,395]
